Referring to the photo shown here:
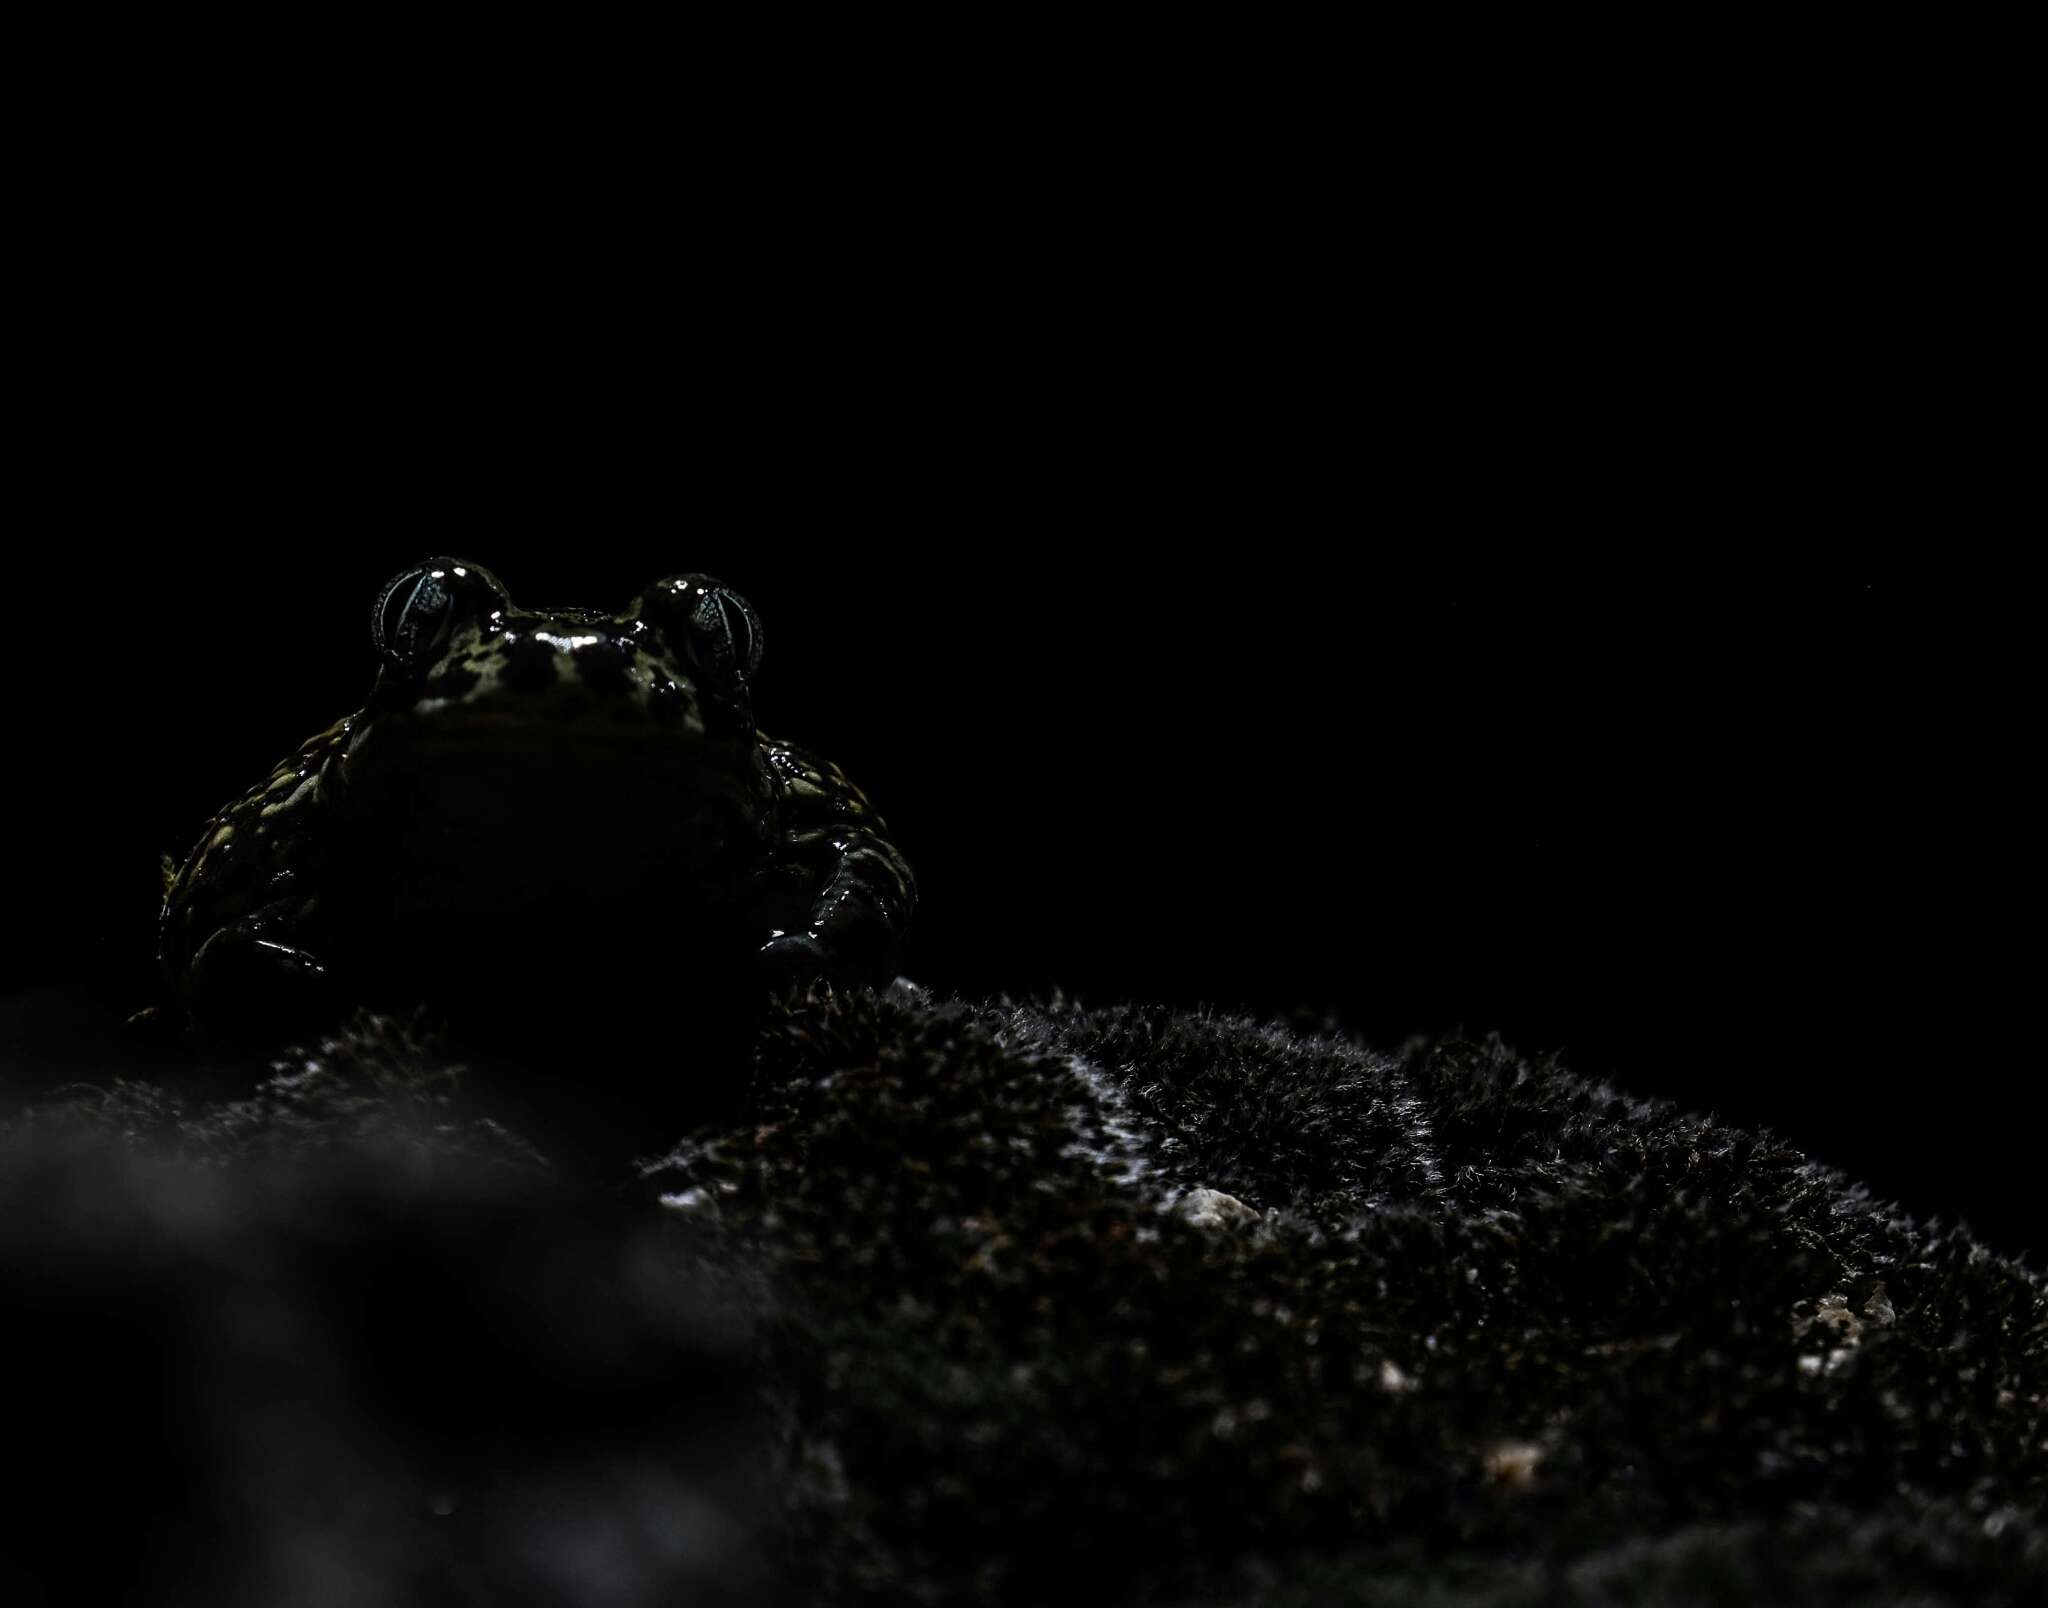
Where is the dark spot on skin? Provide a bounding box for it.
[699,685,754,737]
[497,634,559,696]
[644,676,697,729]
[571,640,635,700]
[423,663,483,700]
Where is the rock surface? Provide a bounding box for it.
[4,987,2043,1605]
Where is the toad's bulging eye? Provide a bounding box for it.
[371,558,509,672]
[641,574,764,682]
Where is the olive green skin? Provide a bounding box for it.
[158,567,916,1037]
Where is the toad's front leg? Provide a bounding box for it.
[177,900,340,1039]
[753,737,917,988]
[757,824,918,987]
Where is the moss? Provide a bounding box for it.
[647,984,2045,1604]
[7,986,2043,1604]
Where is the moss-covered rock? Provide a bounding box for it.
[6,986,2042,1604]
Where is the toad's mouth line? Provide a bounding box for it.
[354,705,760,767]
[407,704,702,735]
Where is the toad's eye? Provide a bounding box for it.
[639,573,763,682]
[371,558,510,672]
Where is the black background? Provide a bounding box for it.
[6,110,2032,1262]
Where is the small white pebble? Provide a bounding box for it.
[1481,1440,1544,1489]
[1175,1188,1261,1230]
[1793,1293,1864,1353]
[658,1187,718,1217]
